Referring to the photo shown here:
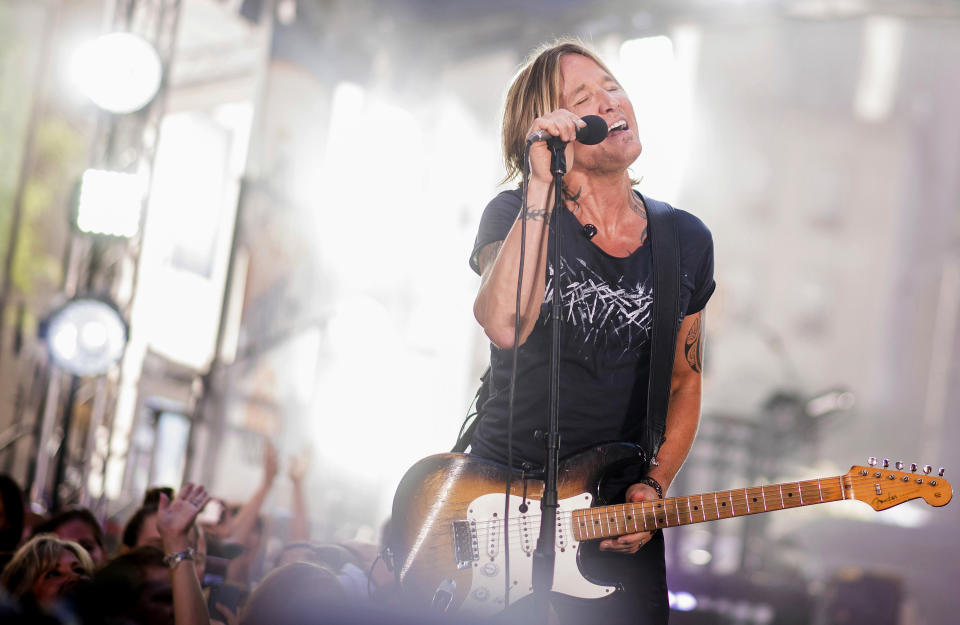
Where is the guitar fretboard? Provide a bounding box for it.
[571,476,850,541]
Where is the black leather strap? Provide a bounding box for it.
[642,195,681,462]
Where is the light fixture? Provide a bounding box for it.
[45,298,128,376]
[668,590,699,612]
[76,169,144,237]
[70,32,163,114]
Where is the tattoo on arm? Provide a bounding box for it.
[684,313,705,373]
[476,241,503,277]
[522,204,550,221]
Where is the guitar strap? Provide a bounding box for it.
[641,194,681,463]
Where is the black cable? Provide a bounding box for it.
[452,386,481,450]
[503,139,535,607]
[367,552,383,599]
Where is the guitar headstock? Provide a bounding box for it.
[846,459,952,510]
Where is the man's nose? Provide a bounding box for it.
[595,89,617,111]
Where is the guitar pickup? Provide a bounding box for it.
[452,520,479,569]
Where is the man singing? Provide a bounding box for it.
[469,39,715,623]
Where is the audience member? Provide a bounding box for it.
[204,442,279,587]
[157,483,212,625]
[0,533,92,607]
[238,561,344,625]
[123,494,208,583]
[76,485,213,625]
[32,507,107,567]
[0,474,25,570]
[81,546,173,625]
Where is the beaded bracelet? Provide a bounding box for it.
[638,476,663,499]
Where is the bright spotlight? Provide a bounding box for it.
[70,32,163,114]
[668,590,699,612]
[45,298,128,376]
[687,548,712,566]
[76,169,144,237]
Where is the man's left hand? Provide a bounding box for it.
[598,481,659,554]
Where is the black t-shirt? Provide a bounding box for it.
[469,188,715,467]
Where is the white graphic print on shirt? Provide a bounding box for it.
[543,257,653,357]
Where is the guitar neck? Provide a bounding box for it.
[572,475,850,541]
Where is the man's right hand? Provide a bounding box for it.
[526,109,584,183]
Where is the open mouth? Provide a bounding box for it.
[608,119,628,135]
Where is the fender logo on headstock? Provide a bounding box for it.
[873,494,899,506]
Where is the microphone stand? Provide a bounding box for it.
[530,137,567,623]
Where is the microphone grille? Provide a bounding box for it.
[578,115,608,145]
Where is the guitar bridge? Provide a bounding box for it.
[452,519,479,569]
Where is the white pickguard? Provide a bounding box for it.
[458,492,616,615]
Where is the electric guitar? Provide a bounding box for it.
[389,442,952,619]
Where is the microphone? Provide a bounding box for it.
[527,115,608,146]
[582,224,597,240]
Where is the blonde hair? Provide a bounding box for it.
[0,533,94,599]
[500,39,618,182]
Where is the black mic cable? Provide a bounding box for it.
[502,140,534,609]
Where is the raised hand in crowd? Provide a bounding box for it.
[221,441,277,585]
[288,446,312,543]
[227,442,277,545]
[156,483,211,625]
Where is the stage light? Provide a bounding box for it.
[70,32,163,114]
[805,388,856,418]
[76,169,144,237]
[854,16,903,122]
[687,548,712,566]
[668,590,699,612]
[45,298,128,376]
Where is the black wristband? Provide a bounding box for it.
[638,476,663,499]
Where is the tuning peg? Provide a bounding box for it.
[896,461,904,470]
[910,463,918,472]
[883,458,890,468]
[938,467,945,477]
[868,457,877,466]
[923,465,932,474]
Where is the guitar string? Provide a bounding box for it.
[465,476,926,543]
[448,475,937,566]
[466,481,854,540]
[466,485,836,532]
[461,476,932,549]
